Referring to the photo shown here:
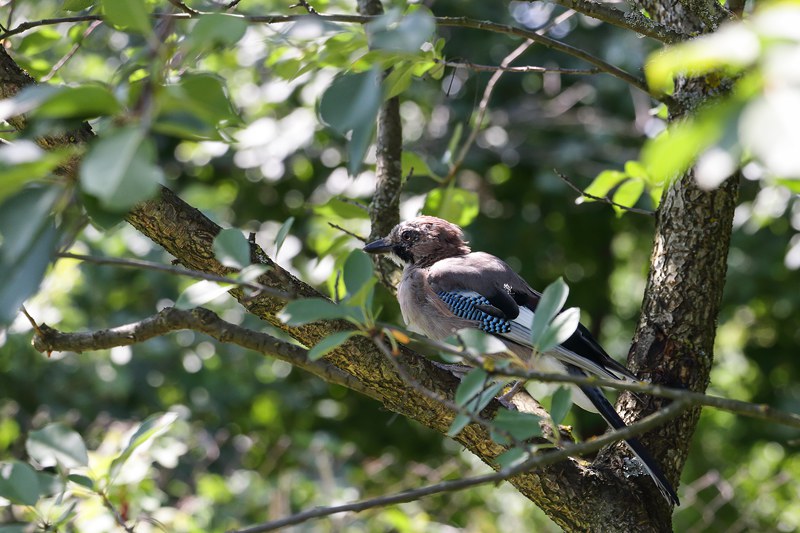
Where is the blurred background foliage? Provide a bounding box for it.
[0,0,799,531]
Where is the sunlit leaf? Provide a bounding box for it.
[32,85,120,119]
[26,424,88,469]
[63,0,94,11]
[313,198,369,220]
[275,216,295,257]
[530,278,569,348]
[422,186,479,227]
[174,280,233,310]
[583,170,627,200]
[213,228,250,269]
[108,412,179,483]
[611,178,645,215]
[646,24,760,94]
[0,142,73,203]
[102,0,151,35]
[0,462,41,506]
[536,307,580,353]
[308,330,357,361]
[278,298,356,326]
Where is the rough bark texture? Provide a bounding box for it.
[358,0,404,291]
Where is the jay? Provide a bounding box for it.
[364,215,679,506]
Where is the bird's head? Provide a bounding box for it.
[363,216,471,267]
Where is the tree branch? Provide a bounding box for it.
[30,306,378,400]
[0,12,654,97]
[545,0,686,43]
[231,398,690,533]
[555,170,656,216]
[437,59,602,75]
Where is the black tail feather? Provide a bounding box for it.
[579,382,680,506]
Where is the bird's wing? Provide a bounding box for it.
[427,252,636,382]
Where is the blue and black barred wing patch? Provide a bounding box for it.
[437,290,536,347]
[436,291,511,334]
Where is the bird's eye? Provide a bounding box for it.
[401,230,414,241]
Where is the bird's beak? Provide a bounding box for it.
[363,237,392,254]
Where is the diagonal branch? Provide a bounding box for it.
[30,306,377,399]
[232,398,690,533]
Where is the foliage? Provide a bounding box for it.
[0,0,799,531]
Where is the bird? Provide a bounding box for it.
[363,215,679,506]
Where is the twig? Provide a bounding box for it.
[377,322,800,429]
[555,169,655,216]
[289,0,318,15]
[436,59,602,75]
[166,0,199,15]
[56,252,292,300]
[226,0,243,9]
[229,398,689,533]
[41,20,102,82]
[444,10,577,184]
[327,222,366,242]
[0,13,655,97]
[30,306,376,399]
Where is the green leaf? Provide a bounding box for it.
[174,280,233,310]
[79,125,162,211]
[313,198,369,220]
[278,298,355,326]
[384,63,415,99]
[536,307,580,353]
[611,179,645,215]
[495,447,528,470]
[0,461,41,505]
[63,0,94,11]
[401,151,435,179]
[32,85,120,119]
[454,368,490,407]
[446,413,471,438]
[189,13,248,49]
[0,142,73,203]
[80,192,128,230]
[549,386,573,425]
[367,8,436,53]
[17,29,62,55]
[102,0,151,34]
[67,474,94,490]
[26,424,88,469]
[646,24,759,94]
[530,278,569,348]
[343,249,374,296]
[275,216,295,257]
[422,186,479,227]
[623,160,649,181]
[108,412,179,483]
[318,69,383,175]
[583,170,627,200]
[308,330,357,361]
[443,122,463,165]
[213,229,250,269]
[492,410,543,441]
[0,186,60,326]
[450,328,509,357]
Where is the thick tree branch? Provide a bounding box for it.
[546,0,686,43]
